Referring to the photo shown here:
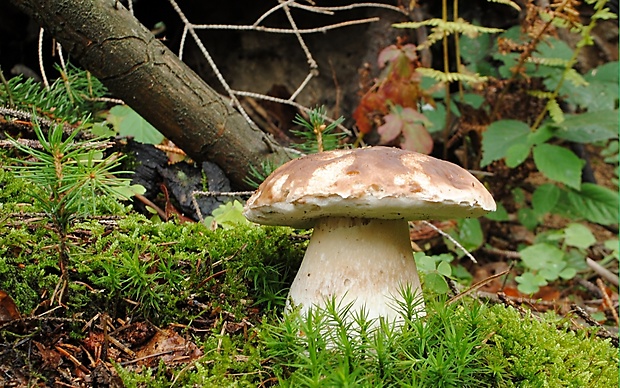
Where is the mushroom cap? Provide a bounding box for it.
[243,146,496,228]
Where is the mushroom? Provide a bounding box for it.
[243,146,495,324]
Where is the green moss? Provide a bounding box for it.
[480,305,618,387]
[1,164,616,387]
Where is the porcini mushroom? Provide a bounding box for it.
[243,146,495,324]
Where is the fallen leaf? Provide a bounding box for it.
[0,290,21,323]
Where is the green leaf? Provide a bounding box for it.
[515,272,548,294]
[563,223,596,249]
[558,267,577,280]
[553,111,619,143]
[458,218,483,250]
[527,123,556,146]
[414,252,436,273]
[486,202,510,221]
[456,93,485,109]
[505,143,531,168]
[532,184,561,215]
[89,122,116,137]
[539,259,567,281]
[210,200,251,229]
[425,273,450,294]
[481,120,530,167]
[517,207,539,231]
[512,187,526,205]
[532,144,584,189]
[437,261,452,277]
[533,36,573,61]
[520,243,565,271]
[560,183,619,225]
[445,218,483,258]
[108,105,164,145]
[421,102,446,134]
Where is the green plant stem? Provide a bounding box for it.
[454,0,464,100]
[530,12,599,131]
[0,67,14,107]
[442,0,452,158]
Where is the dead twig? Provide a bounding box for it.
[596,278,619,327]
[587,258,619,286]
[571,304,618,347]
[448,269,510,305]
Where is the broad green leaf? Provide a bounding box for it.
[557,62,618,112]
[437,261,452,277]
[486,202,509,221]
[515,272,548,294]
[587,61,619,84]
[481,120,530,167]
[210,200,251,229]
[446,218,483,258]
[458,218,483,250]
[553,111,619,143]
[505,142,531,168]
[563,223,596,249]
[532,183,561,215]
[456,93,485,109]
[558,267,577,280]
[108,105,165,145]
[425,273,450,294]
[414,252,436,273]
[561,183,619,225]
[527,124,556,146]
[421,102,446,134]
[512,187,526,205]
[518,207,539,231]
[532,144,584,189]
[539,259,568,281]
[533,36,573,61]
[459,33,492,70]
[520,243,565,271]
[89,122,116,137]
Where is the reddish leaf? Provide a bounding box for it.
[401,120,433,154]
[378,107,433,154]
[378,44,418,69]
[377,112,403,144]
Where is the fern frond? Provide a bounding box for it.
[416,68,488,85]
[527,90,555,99]
[395,19,503,49]
[546,99,564,123]
[394,19,503,36]
[526,57,571,67]
[486,0,521,12]
[564,68,588,87]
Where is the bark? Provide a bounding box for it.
[9,0,293,189]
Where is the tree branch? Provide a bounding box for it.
[9,0,293,189]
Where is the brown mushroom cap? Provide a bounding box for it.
[243,146,496,229]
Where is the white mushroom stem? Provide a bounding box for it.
[287,217,426,325]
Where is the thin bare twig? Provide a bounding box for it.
[38,28,49,89]
[421,220,478,263]
[596,278,619,327]
[448,269,510,305]
[587,257,619,286]
[192,18,380,34]
[167,0,256,127]
[571,304,618,347]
